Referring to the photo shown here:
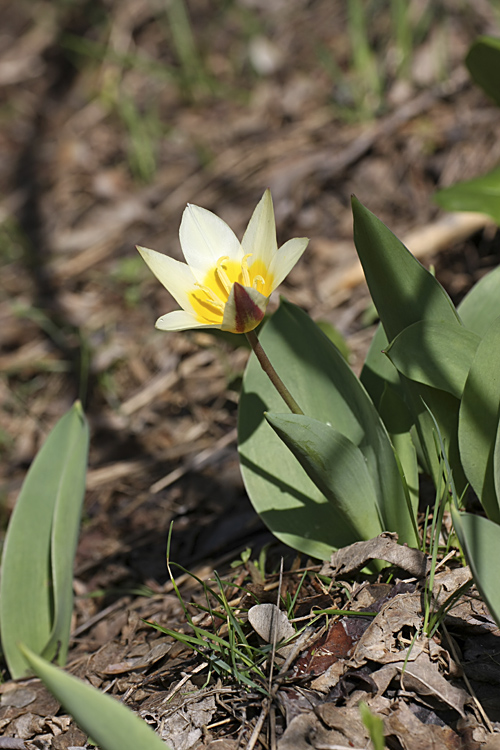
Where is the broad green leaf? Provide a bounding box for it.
[0,403,89,678]
[434,166,500,225]
[495,419,500,506]
[385,320,480,399]
[238,299,418,559]
[351,197,460,344]
[315,320,350,361]
[466,36,500,107]
[451,509,500,629]
[378,384,419,533]
[458,264,500,336]
[265,413,384,543]
[459,316,500,522]
[352,198,464,491]
[360,323,401,410]
[361,326,418,513]
[19,645,169,750]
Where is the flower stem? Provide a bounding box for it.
[245,330,304,415]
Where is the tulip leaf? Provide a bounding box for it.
[434,166,500,225]
[466,36,500,107]
[458,264,500,337]
[385,320,480,399]
[315,320,350,361]
[0,403,89,679]
[361,326,418,512]
[264,413,384,544]
[378,384,419,521]
[451,509,500,629]
[360,323,401,410]
[238,299,418,559]
[19,645,169,750]
[459,316,500,522]
[495,419,500,506]
[352,197,465,492]
[351,196,460,344]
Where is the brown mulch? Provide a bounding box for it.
[2,0,500,747]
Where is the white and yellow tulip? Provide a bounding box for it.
[137,190,308,334]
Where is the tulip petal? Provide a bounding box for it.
[269,237,309,292]
[156,310,221,331]
[137,245,197,312]
[180,204,243,281]
[222,283,268,333]
[241,189,277,272]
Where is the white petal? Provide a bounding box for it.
[156,310,221,331]
[269,237,309,292]
[241,189,277,271]
[179,204,243,281]
[137,245,196,311]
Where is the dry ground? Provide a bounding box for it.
[2,0,500,747]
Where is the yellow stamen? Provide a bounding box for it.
[253,275,265,289]
[194,283,225,311]
[215,256,231,294]
[241,253,252,286]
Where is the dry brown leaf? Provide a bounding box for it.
[433,567,472,605]
[481,734,500,750]
[141,680,216,750]
[352,592,424,664]
[248,603,294,642]
[385,702,461,750]
[320,533,430,579]
[309,659,350,696]
[393,651,469,717]
[315,704,371,745]
[277,712,323,750]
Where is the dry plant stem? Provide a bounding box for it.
[245,330,304,415]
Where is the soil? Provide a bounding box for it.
[1,1,500,748]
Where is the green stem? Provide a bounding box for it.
[245,330,304,415]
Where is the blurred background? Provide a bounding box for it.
[1,0,500,593]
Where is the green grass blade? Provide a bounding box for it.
[0,403,89,678]
[19,645,170,750]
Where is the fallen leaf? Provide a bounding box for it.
[320,533,430,579]
[385,701,461,749]
[248,603,295,644]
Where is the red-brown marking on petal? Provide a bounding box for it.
[232,282,265,333]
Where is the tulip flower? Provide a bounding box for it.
[137,190,308,335]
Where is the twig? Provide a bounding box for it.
[245,698,270,750]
